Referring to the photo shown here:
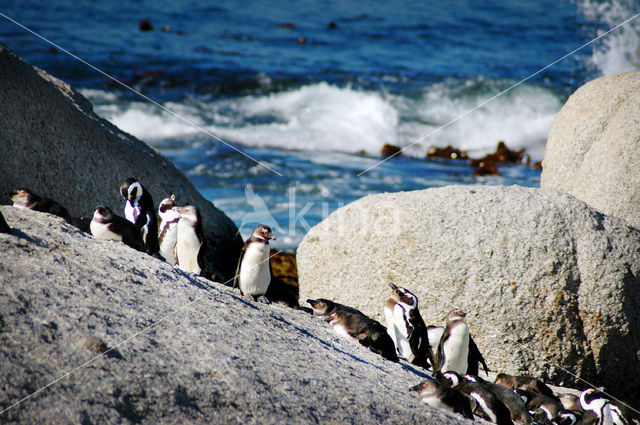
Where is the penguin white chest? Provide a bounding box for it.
[442,323,469,374]
[239,243,271,296]
[176,220,202,274]
[124,202,140,224]
[386,304,413,361]
[90,221,122,242]
[158,213,180,265]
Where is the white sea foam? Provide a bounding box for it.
[84,80,562,160]
[578,0,640,76]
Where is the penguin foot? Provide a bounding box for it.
[255,295,271,304]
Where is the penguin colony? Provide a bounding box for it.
[6,181,270,283]
[4,187,639,425]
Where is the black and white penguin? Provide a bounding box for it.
[175,205,204,275]
[90,206,144,252]
[434,309,470,374]
[384,283,435,368]
[495,373,559,401]
[435,308,488,376]
[120,178,160,256]
[440,371,514,425]
[516,388,564,423]
[306,298,399,362]
[157,194,181,265]
[233,225,275,301]
[9,188,92,232]
[9,188,71,221]
[411,378,474,420]
[465,374,532,425]
[579,389,630,425]
[0,210,10,233]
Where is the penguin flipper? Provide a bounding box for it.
[468,335,489,375]
[434,326,451,373]
[232,242,248,289]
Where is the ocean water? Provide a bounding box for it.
[1,0,639,249]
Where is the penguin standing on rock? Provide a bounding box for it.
[120,178,160,257]
[307,298,399,362]
[411,378,474,420]
[434,308,488,376]
[384,283,435,368]
[175,205,204,275]
[233,225,275,302]
[157,194,181,265]
[90,206,144,251]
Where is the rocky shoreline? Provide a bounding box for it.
[1,42,639,423]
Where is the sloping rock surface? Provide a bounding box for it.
[541,71,640,230]
[0,43,242,281]
[297,185,640,405]
[0,206,467,425]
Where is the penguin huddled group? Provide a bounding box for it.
[6,182,276,288]
[307,283,638,425]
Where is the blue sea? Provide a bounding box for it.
[2,0,639,249]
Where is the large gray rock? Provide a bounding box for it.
[541,72,640,229]
[0,43,242,281]
[0,206,470,424]
[298,185,640,405]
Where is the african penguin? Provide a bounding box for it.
[157,194,181,265]
[9,188,71,221]
[120,178,160,256]
[434,309,471,374]
[0,210,10,233]
[90,206,144,252]
[441,371,514,425]
[559,394,583,412]
[516,388,564,423]
[175,205,204,275]
[465,374,532,425]
[306,298,399,362]
[233,225,275,301]
[384,283,435,368]
[495,373,559,401]
[579,389,630,425]
[411,378,474,420]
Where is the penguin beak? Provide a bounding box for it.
[409,383,421,392]
[389,282,398,291]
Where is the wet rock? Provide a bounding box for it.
[541,71,640,229]
[298,185,640,406]
[493,141,525,163]
[469,155,500,176]
[266,250,300,307]
[139,19,153,32]
[381,143,402,158]
[426,145,468,160]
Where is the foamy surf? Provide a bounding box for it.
[83,79,562,161]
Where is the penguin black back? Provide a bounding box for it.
[120,178,160,256]
[307,298,399,362]
[411,378,474,420]
[9,188,71,222]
